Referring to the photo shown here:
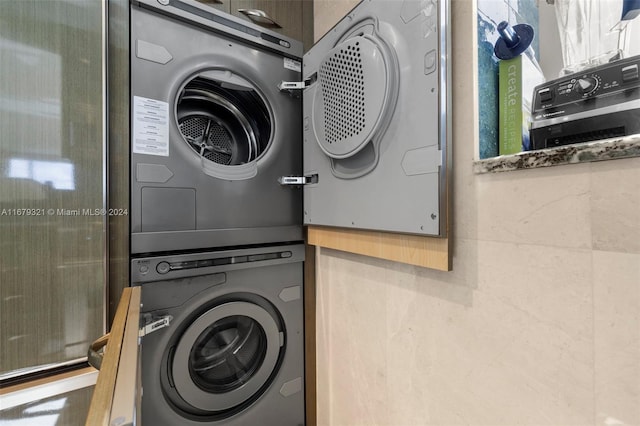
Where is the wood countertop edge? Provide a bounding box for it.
[306,226,451,271]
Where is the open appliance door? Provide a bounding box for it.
[86,287,142,426]
[301,0,450,237]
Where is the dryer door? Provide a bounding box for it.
[301,0,450,237]
[170,300,283,414]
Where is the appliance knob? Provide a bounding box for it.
[622,64,639,82]
[156,262,171,274]
[576,77,598,94]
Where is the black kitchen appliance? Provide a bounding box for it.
[530,54,640,150]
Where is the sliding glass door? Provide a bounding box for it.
[0,0,106,380]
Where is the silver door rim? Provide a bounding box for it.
[172,301,282,412]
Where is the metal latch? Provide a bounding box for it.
[278,174,318,186]
[139,315,172,337]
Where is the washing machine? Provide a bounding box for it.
[130,0,304,254]
[131,244,305,425]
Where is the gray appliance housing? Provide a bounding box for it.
[131,0,452,256]
[132,245,305,426]
[301,0,450,237]
[130,0,304,254]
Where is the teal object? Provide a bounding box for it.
[477,0,540,158]
[478,16,499,159]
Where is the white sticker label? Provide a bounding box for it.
[133,96,169,157]
[284,57,302,73]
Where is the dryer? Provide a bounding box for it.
[131,0,452,256]
[131,244,305,425]
[130,0,304,254]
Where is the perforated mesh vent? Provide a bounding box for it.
[179,116,208,140]
[179,116,233,165]
[319,41,365,144]
[205,124,232,165]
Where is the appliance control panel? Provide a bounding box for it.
[131,244,305,283]
[530,55,640,150]
[532,55,640,114]
[149,251,292,275]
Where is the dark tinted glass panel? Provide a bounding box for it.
[189,315,266,393]
[0,0,105,379]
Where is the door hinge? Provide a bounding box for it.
[278,174,318,186]
[278,80,308,91]
[278,73,316,92]
[139,315,172,338]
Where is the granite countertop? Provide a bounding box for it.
[473,134,640,174]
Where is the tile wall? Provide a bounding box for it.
[313,1,640,425]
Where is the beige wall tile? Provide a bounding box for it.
[419,241,593,426]
[450,0,481,241]
[384,262,432,426]
[476,241,593,339]
[316,248,390,425]
[315,241,597,426]
[424,290,593,426]
[591,158,640,254]
[313,0,359,41]
[594,250,640,426]
[476,164,592,249]
[315,248,333,426]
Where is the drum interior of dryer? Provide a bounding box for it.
[176,70,272,169]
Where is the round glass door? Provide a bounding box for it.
[171,301,283,413]
[190,315,267,394]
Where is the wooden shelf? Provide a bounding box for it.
[307,226,451,271]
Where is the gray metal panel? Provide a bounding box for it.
[303,0,450,237]
[132,0,303,58]
[130,4,303,252]
[136,246,305,425]
[131,225,303,254]
[141,187,196,231]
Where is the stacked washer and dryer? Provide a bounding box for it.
[128,0,450,423]
[129,0,306,424]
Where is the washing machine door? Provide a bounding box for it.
[170,301,283,414]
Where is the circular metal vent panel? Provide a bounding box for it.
[312,36,389,159]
